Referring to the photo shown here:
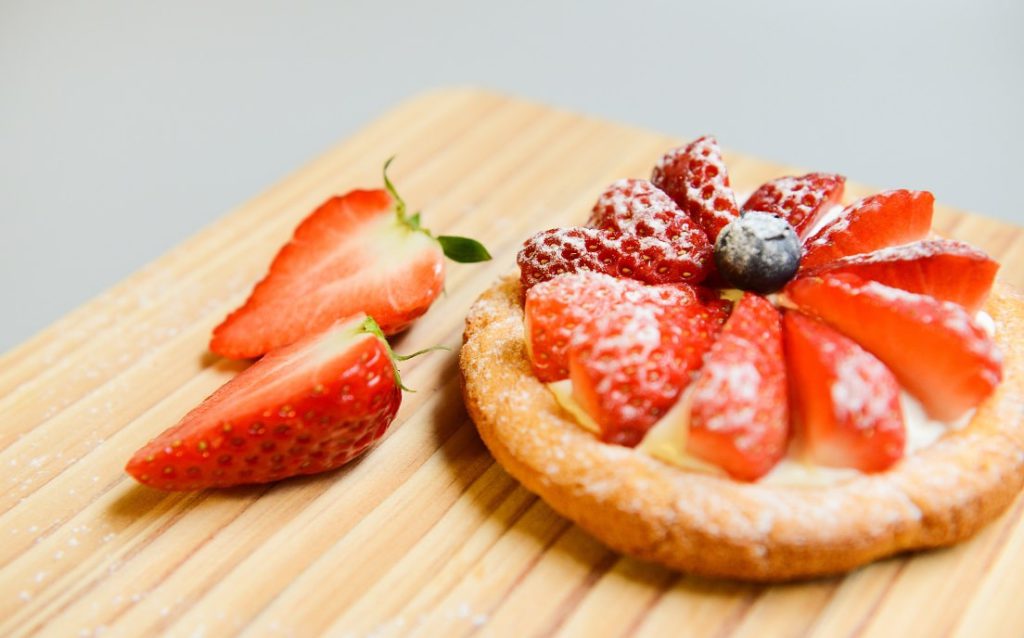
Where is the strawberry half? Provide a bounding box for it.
[786,273,1002,421]
[783,311,905,473]
[742,173,846,237]
[801,189,933,270]
[128,315,413,490]
[651,136,739,242]
[567,288,726,446]
[800,239,998,313]
[685,293,788,481]
[211,160,490,359]
[524,272,698,382]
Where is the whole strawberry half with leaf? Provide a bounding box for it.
[127,315,435,490]
[517,135,1004,481]
[211,159,490,359]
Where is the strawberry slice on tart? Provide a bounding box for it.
[800,239,999,313]
[651,135,740,242]
[742,172,846,237]
[524,272,704,383]
[566,283,726,446]
[587,178,713,282]
[783,310,906,473]
[128,315,415,490]
[800,189,934,270]
[211,160,490,359]
[786,273,1002,421]
[685,293,789,481]
[518,178,714,290]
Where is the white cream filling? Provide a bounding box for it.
[759,391,973,487]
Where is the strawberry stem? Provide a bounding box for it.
[357,315,448,392]
[383,156,415,228]
[382,157,492,264]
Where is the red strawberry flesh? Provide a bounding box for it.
[742,172,846,236]
[524,272,698,382]
[801,189,934,269]
[211,190,445,359]
[786,273,1002,421]
[567,286,725,446]
[686,293,789,481]
[128,314,402,490]
[800,239,998,313]
[783,311,905,472]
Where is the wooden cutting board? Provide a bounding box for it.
[3,89,1023,638]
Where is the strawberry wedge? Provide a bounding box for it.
[786,274,1002,421]
[784,311,905,472]
[567,287,727,446]
[800,239,999,313]
[801,189,934,270]
[211,160,489,359]
[651,136,740,242]
[742,173,846,237]
[128,315,403,490]
[525,273,661,382]
[687,293,789,481]
[517,178,714,290]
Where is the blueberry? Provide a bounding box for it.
[714,212,800,293]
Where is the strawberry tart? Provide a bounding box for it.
[460,136,1024,580]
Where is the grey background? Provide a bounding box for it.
[2,0,1021,354]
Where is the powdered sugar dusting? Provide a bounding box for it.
[651,136,739,241]
[588,179,708,262]
[831,348,898,426]
[518,178,713,289]
[692,360,761,432]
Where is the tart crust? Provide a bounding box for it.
[460,276,1024,581]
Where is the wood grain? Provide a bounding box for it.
[2,89,1022,638]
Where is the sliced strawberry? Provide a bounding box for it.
[567,289,726,447]
[783,311,905,472]
[800,189,933,270]
[524,272,698,382]
[586,178,713,279]
[211,160,490,359]
[128,315,404,490]
[518,227,618,289]
[742,173,846,236]
[686,293,788,481]
[526,273,645,383]
[651,136,739,242]
[518,226,705,290]
[800,239,998,313]
[786,274,1002,421]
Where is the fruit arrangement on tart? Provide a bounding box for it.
[460,136,1024,580]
